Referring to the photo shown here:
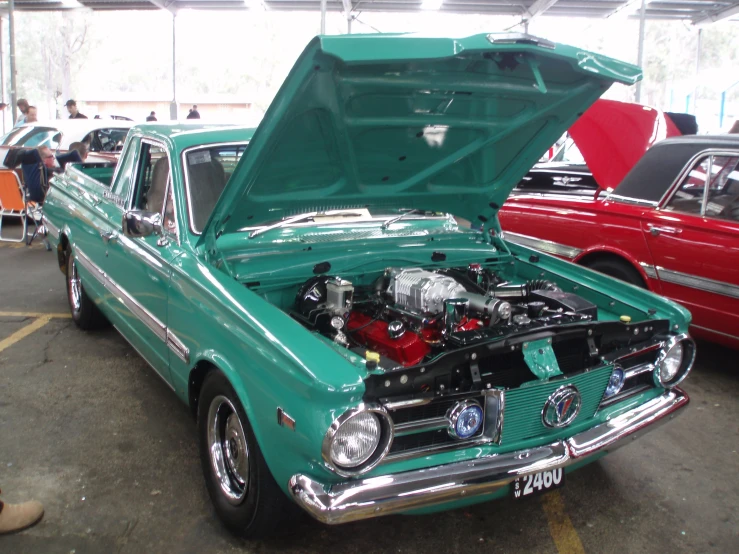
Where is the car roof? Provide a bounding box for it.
[129,123,256,153]
[613,135,739,203]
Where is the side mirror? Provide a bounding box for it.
[122,210,162,238]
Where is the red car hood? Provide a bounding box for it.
[569,99,681,190]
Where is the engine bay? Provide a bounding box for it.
[292,264,600,370]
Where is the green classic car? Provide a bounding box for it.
[43,33,694,537]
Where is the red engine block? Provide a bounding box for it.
[346,312,484,367]
[346,312,431,367]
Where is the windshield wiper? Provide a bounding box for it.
[248,210,366,239]
[380,209,424,231]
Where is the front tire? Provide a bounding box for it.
[197,371,296,538]
[66,247,108,330]
[584,258,646,288]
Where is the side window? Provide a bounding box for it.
[99,128,129,152]
[666,157,709,215]
[667,154,739,221]
[132,142,170,214]
[705,156,739,222]
[111,137,139,201]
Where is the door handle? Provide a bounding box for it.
[100,231,118,244]
[647,224,682,237]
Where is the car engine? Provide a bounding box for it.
[294,264,599,369]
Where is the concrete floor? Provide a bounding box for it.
[0,242,737,554]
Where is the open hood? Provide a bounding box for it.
[200,33,640,249]
[568,99,681,190]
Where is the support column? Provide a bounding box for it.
[693,28,701,115]
[170,13,177,120]
[9,0,16,124]
[320,0,326,34]
[0,16,5,134]
[634,0,647,103]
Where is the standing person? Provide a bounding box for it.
[65,99,88,119]
[186,105,200,119]
[146,111,157,122]
[25,106,38,124]
[14,98,30,127]
[0,490,44,534]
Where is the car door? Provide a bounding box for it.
[642,151,739,343]
[97,138,185,386]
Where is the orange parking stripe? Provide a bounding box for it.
[541,491,586,554]
[0,317,52,353]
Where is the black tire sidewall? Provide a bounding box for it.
[588,259,645,288]
[197,371,273,536]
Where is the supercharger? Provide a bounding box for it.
[386,268,468,314]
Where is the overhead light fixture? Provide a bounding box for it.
[60,0,85,7]
[421,0,444,10]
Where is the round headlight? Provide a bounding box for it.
[603,366,625,399]
[654,335,695,388]
[659,342,683,383]
[448,400,484,439]
[329,412,381,468]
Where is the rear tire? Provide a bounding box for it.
[197,371,297,538]
[66,247,108,330]
[584,258,646,288]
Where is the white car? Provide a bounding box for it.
[0,119,133,166]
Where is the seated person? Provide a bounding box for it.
[68,141,89,162]
[19,146,82,204]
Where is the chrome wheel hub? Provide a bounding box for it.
[68,256,81,314]
[207,395,249,505]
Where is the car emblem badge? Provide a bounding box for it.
[542,386,582,428]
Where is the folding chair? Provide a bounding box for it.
[0,169,28,243]
[18,151,52,250]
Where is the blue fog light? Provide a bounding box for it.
[604,367,625,399]
[448,401,484,439]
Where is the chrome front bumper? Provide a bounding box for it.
[289,388,688,524]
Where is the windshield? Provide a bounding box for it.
[1,126,61,148]
[184,143,249,233]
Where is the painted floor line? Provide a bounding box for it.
[0,316,52,353]
[541,491,586,554]
[0,311,72,319]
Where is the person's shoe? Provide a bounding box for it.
[0,501,44,534]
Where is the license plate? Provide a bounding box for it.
[512,468,565,499]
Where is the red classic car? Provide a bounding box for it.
[500,134,739,349]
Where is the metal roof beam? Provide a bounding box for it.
[150,0,178,14]
[524,0,561,22]
[693,2,739,25]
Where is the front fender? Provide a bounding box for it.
[167,252,367,491]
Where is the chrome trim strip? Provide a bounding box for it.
[383,436,490,463]
[623,362,655,380]
[42,216,60,240]
[691,324,739,341]
[393,417,448,437]
[75,248,166,342]
[383,398,433,410]
[657,266,739,299]
[639,262,658,279]
[605,193,658,207]
[166,329,190,364]
[502,231,582,259]
[290,389,688,525]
